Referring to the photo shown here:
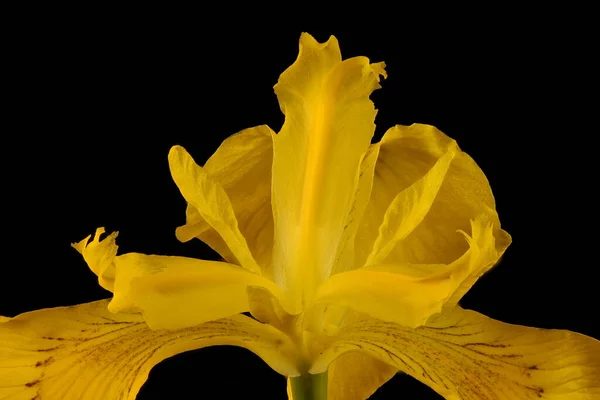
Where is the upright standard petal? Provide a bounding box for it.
[365,141,457,266]
[312,306,600,399]
[74,229,289,330]
[271,33,386,310]
[356,123,510,270]
[169,145,261,274]
[0,301,299,400]
[331,144,380,275]
[175,125,275,274]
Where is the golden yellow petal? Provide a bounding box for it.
[327,352,396,400]
[169,145,261,274]
[175,125,275,274]
[75,229,289,330]
[71,227,118,292]
[271,33,386,310]
[247,285,294,333]
[331,143,380,275]
[312,307,600,399]
[0,301,299,400]
[312,216,501,328]
[356,123,510,271]
[286,354,395,400]
[365,141,457,266]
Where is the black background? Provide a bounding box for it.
[3,9,596,399]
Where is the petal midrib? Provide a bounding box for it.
[296,95,333,306]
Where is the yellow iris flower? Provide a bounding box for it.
[1,33,599,400]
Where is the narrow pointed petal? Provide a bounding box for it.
[312,307,600,399]
[312,217,501,328]
[169,145,261,274]
[331,144,380,275]
[356,123,510,271]
[0,301,300,400]
[74,229,289,330]
[365,142,457,265]
[176,125,275,273]
[271,33,386,309]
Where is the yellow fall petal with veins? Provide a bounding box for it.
[312,307,600,399]
[0,300,299,400]
[2,32,599,400]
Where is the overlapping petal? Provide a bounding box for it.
[169,145,261,274]
[365,140,458,266]
[10,32,596,400]
[0,300,299,400]
[325,353,396,400]
[174,125,275,275]
[331,144,380,275]
[73,228,289,330]
[271,32,386,310]
[312,216,501,328]
[312,306,600,399]
[356,123,510,271]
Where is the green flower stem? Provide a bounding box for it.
[289,372,328,400]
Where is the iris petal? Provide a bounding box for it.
[175,125,274,274]
[312,307,600,399]
[271,33,385,310]
[0,300,299,400]
[74,228,289,330]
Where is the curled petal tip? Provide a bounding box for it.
[371,61,387,80]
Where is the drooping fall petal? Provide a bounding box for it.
[0,300,299,400]
[356,123,510,270]
[175,125,275,274]
[312,217,501,328]
[312,306,600,399]
[73,228,289,330]
[169,145,261,274]
[271,32,386,310]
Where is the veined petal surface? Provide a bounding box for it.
[271,33,386,310]
[0,300,299,400]
[312,306,600,399]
